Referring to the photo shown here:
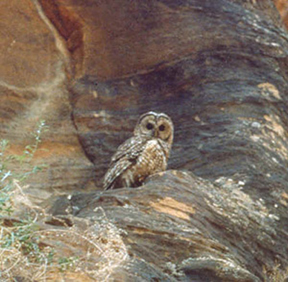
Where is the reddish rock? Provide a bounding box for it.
[274,0,288,28]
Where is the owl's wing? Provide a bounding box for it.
[103,158,132,190]
[103,136,147,190]
[111,135,147,163]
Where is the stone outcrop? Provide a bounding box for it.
[49,170,286,281]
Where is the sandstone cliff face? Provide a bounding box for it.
[1,0,288,281]
[0,0,93,197]
[274,0,288,27]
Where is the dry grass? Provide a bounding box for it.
[263,263,288,282]
[0,181,129,281]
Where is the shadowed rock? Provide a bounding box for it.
[47,170,286,281]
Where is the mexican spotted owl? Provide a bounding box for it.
[103,111,174,190]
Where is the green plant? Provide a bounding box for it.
[2,218,40,257]
[0,120,53,271]
[0,120,48,215]
[1,121,125,280]
[0,139,14,215]
[58,256,79,272]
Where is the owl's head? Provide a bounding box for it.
[134,111,174,145]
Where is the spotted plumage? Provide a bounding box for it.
[103,111,174,190]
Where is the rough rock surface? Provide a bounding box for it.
[1,0,288,281]
[49,170,286,281]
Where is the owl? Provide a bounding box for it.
[103,111,174,190]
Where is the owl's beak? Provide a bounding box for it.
[154,129,158,138]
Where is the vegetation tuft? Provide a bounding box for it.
[0,120,129,281]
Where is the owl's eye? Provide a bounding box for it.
[159,124,165,131]
[146,123,154,130]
